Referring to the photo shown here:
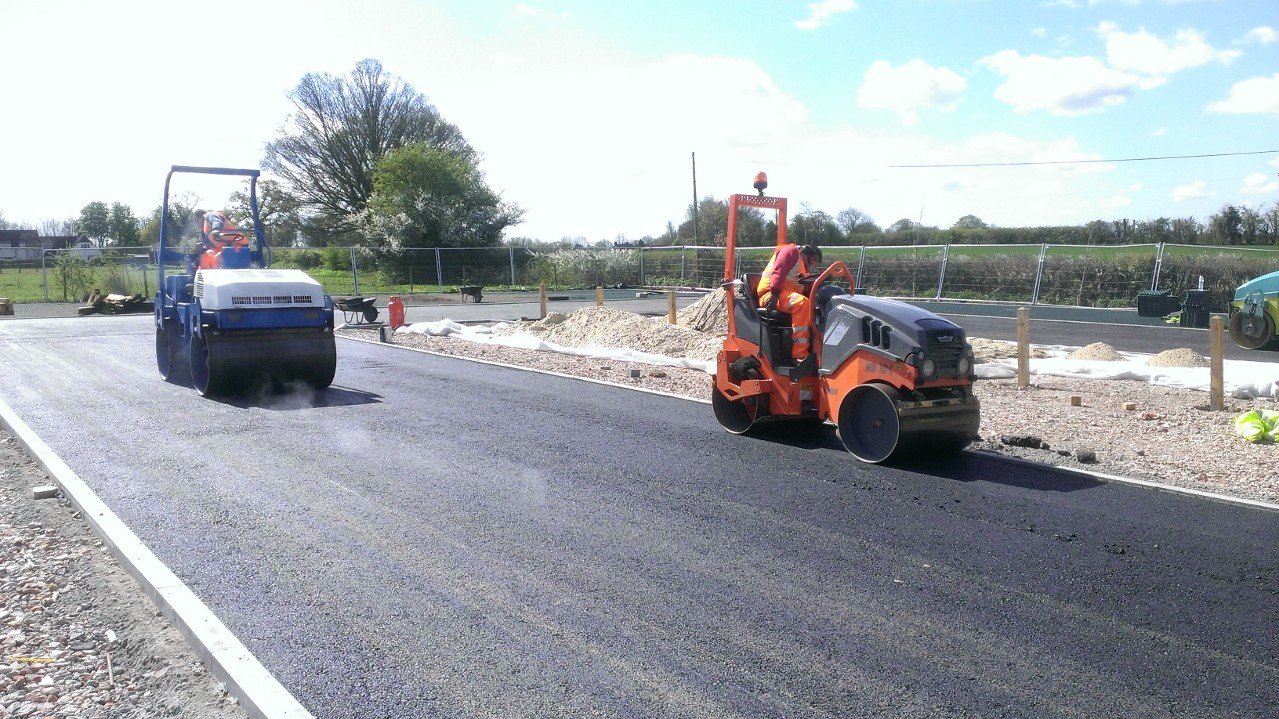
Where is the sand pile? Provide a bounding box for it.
[969,338,1048,363]
[1147,348,1210,367]
[1068,342,1125,361]
[677,288,729,335]
[498,306,723,361]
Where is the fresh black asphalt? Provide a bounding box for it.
[0,316,1275,718]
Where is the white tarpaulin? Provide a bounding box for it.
[396,319,1277,398]
[397,319,717,374]
[976,346,1279,399]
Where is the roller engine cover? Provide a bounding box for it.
[820,294,971,379]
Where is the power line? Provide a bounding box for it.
[889,149,1279,169]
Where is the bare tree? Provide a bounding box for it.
[836,207,878,235]
[39,217,77,236]
[264,59,475,240]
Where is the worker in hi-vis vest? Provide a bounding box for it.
[756,242,823,363]
[192,209,244,269]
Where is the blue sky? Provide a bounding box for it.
[1,0,1276,242]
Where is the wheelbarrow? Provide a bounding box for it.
[335,296,379,324]
[459,286,484,303]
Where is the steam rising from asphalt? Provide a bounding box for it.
[255,380,324,411]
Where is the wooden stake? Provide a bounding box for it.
[1069,395,1082,406]
[1017,306,1030,389]
[667,289,677,324]
[1210,314,1224,411]
[596,286,604,307]
[538,283,548,319]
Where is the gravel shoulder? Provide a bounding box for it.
[1,432,248,719]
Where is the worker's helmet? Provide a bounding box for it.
[801,244,822,264]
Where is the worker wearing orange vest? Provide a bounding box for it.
[193,209,243,269]
[757,243,823,362]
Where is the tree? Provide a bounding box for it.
[39,217,76,236]
[1263,203,1279,246]
[365,143,522,277]
[951,214,987,230]
[228,180,304,247]
[1208,204,1243,245]
[138,194,199,249]
[1170,217,1203,245]
[75,202,110,245]
[108,203,140,246]
[1238,204,1264,245]
[836,207,879,236]
[264,59,476,240]
[887,218,918,234]
[1137,217,1172,244]
[789,206,843,246]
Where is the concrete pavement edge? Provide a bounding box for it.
[0,396,315,719]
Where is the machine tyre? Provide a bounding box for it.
[711,374,769,435]
[1229,310,1276,350]
[303,337,338,390]
[190,334,232,397]
[837,383,902,464]
[156,326,189,383]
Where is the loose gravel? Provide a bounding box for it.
[0,433,247,719]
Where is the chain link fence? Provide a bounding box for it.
[3,242,1274,311]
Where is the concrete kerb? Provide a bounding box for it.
[342,334,1279,513]
[0,397,314,719]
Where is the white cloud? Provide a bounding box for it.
[1240,173,1279,195]
[978,50,1144,114]
[1207,73,1279,115]
[513,4,539,16]
[1102,182,1142,211]
[1171,181,1211,201]
[857,60,967,125]
[795,0,857,31]
[1150,127,1167,137]
[1243,26,1277,45]
[1098,22,1239,77]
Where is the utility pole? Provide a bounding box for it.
[691,152,700,246]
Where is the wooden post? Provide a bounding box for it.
[1017,306,1030,389]
[595,286,604,307]
[1210,314,1224,411]
[539,283,548,319]
[667,289,677,324]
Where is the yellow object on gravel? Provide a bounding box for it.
[1234,409,1279,443]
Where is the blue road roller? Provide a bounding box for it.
[153,166,337,396]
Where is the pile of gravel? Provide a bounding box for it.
[1068,342,1125,361]
[676,289,728,335]
[969,338,1048,363]
[499,306,723,361]
[1147,348,1210,367]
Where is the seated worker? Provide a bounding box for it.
[757,242,823,364]
[192,209,244,269]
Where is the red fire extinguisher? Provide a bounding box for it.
[388,296,406,329]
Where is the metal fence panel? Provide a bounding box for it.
[1035,244,1158,308]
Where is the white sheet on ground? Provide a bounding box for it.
[396,319,717,374]
[396,319,1277,398]
[976,347,1279,399]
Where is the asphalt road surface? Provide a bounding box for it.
[0,316,1276,718]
